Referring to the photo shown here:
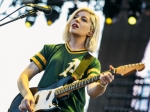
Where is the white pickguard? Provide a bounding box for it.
[33,87,61,111]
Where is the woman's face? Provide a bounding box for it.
[69,10,92,38]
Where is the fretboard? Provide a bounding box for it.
[54,62,145,96]
[54,75,100,96]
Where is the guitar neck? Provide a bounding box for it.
[54,63,145,96]
[54,70,111,96]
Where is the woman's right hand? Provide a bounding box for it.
[18,93,35,112]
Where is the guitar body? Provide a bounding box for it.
[8,76,74,112]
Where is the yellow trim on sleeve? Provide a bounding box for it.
[88,73,99,78]
[31,57,43,71]
[36,52,46,65]
[87,68,100,74]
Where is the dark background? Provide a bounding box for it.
[88,9,150,112]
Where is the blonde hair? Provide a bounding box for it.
[62,7,100,53]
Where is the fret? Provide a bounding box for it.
[80,80,84,86]
[55,89,60,96]
[73,81,79,89]
[83,79,87,85]
[70,83,76,90]
[85,78,90,84]
[63,85,70,92]
[60,88,64,94]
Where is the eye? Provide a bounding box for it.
[82,18,87,22]
[73,16,78,19]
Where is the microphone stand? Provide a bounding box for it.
[0,10,37,27]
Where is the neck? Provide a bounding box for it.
[69,36,86,50]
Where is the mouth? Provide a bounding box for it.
[72,23,78,28]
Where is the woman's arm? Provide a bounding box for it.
[87,66,114,98]
[87,72,114,98]
[17,61,40,112]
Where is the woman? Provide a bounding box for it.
[17,7,114,112]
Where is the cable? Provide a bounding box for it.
[0,5,26,22]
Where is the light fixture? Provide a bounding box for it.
[45,7,60,26]
[105,17,113,25]
[45,1,64,26]
[25,12,36,27]
[103,0,122,25]
[127,0,142,25]
[128,16,137,25]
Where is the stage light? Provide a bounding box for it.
[22,0,39,27]
[105,17,113,25]
[45,8,60,26]
[127,9,140,25]
[128,16,136,25]
[127,0,142,25]
[103,0,122,25]
[127,11,140,25]
[25,14,36,27]
[47,20,52,26]
[45,1,64,26]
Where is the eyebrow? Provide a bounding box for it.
[75,14,89,20]
[82,16,88,19]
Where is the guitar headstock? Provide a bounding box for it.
[115,63,145,76]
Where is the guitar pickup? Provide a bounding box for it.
[46,91,52,101]
[35,95,39,104]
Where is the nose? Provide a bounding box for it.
[75,17,80,22]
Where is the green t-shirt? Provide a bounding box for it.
[30,43,101,112]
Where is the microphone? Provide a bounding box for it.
[26,4,52,15]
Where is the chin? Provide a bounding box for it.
[70,30,78,35]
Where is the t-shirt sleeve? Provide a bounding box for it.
[30,44,54,72]
[86,57,101,77]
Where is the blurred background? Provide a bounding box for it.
[0,0,150,112]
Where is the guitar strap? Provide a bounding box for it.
[72,53,94,80]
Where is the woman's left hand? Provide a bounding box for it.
[99,65,115,86]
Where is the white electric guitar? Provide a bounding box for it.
[8,63,145,112]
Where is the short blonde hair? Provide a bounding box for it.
[62,7,100,53]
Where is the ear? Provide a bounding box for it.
[87,30,94,37]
